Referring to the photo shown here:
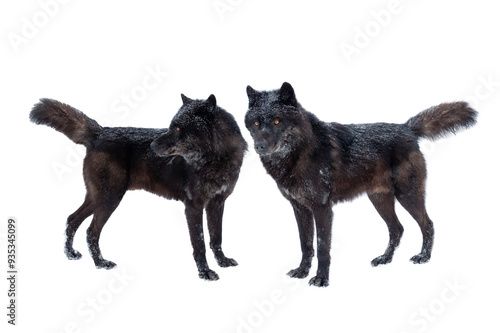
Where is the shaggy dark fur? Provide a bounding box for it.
[245,82,477,287]
[30,95,247,281]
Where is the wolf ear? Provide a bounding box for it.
[181,94,193,105]
[247,85,258,107]
[279,82,297,106]
[206,94,216,111]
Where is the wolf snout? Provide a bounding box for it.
[151,139,178,156]
[151,140,168,155]
[254,141,269,154]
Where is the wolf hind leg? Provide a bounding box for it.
[394,151,434,264]
[368,192,404,267]
[86,196,125,270]
[85,183,127,269]
[396,191,434,264]
[84,154,128,269]
[65,194,93,260]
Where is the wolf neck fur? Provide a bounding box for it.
[261,129,320,182]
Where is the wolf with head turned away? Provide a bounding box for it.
[30,95,247,281]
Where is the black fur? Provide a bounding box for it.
[30,95,247,281]
[245,82,477,287]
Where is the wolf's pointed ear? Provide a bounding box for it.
[181,94,193,105]
[247,85,258,107]
[279,82,297,106]
[206,94,217,111]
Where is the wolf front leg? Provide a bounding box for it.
[287,199,314,279]
[309,204,333,287]
[206,194,238,268]
[184,202,219,281]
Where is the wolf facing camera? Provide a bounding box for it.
[245,82,477,287]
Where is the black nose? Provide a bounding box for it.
[254,141,268,154]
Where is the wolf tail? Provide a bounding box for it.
[30,98,102,147]
[405,102,478,140]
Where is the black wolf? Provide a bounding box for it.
[245,82,477,287]
[30,95,247,280]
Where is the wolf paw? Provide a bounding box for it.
[199,269,220,281]
[410,253,430,264]
[309,275,329,287]
[216,256,238,268]
[371,254,393,267]
[287,267,310,279]
[95,259,117,270]
[65,248,82,260]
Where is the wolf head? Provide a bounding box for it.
[245,82,311,157]
[152,94,245,164]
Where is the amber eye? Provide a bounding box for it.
[274,119,280,125]
[176,127,180,131]
[254,121,259,126]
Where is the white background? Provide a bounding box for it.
[1,0,499,332]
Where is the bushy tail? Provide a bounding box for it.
[30,98,102,147]
[405,102,478,140]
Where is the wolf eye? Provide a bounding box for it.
[274,119,280,125]
[254,121,259,126]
